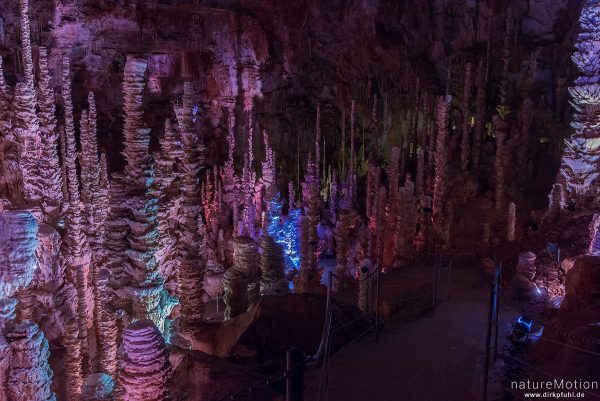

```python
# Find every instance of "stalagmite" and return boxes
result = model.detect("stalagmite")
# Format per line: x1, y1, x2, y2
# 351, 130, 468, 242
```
0, 56, 9, 132
433, 96, 452, 246
416, 148, 425, 196
542, 183, 566, 226
7, 322, 56, 401
517, 252, 536, 281
507, 202, 516, 242
13, 0, 42, 203
79, 93, 102, 237
94, 269, 118, 378
588, 214, 600, 256
177, 82, 206, 327
116, 320, 171, 401
460, 62, 473, 172
560, 0, 600, 199
233, 236, 260, 305
259, 233, 288, 295
37, 47, 63, 221
223, 267, 249, 320
493, 115, 509, 212
63, 57, 92, 371
63, 310, 84, 401
472, 60, 486, 172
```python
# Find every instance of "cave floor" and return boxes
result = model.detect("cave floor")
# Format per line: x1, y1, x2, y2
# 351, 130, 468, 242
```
304, 263, 519, 401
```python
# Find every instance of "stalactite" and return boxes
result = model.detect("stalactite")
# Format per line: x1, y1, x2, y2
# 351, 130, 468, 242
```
177, 82, 206, 327
7, 322, 56, 401
507, 202, 516, 242
36, 47, 62, 221
116, 320, 171, 401
433, 96, 452, 247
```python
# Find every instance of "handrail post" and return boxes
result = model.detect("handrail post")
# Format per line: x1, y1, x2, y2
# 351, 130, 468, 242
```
375, 265, 381, 342
483, 277, 496, 401
493, 262, 502, 362
286, 348, 305, 401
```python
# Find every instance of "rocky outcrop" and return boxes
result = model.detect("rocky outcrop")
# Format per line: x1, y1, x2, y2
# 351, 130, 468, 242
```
6, 322, 56, 401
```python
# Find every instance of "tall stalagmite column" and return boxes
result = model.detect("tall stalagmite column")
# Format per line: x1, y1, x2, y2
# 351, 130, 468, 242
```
177, 82, 206, 326
62, 56, 93, 374
121, 57, 175, 333
560, 0, 600, 199
37, 47, 63, 220
13, 0, 42, 203
433, 96, 452, 247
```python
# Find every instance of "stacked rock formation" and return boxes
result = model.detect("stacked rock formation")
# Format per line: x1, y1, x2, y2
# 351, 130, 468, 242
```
259, 233, 287, 295
13, 0, 42, 203
232, 236, 260, 305
176, 82, 206, 327
223, 267, 249, 320
36, 47, 63, 221
6, 322, 56, 401
116, 320, 171, 401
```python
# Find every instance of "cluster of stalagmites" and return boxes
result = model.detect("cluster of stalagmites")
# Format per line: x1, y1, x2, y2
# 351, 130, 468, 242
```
0, 0, 595, 398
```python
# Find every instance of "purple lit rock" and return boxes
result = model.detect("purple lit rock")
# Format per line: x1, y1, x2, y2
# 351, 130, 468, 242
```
116, 319, 171, 401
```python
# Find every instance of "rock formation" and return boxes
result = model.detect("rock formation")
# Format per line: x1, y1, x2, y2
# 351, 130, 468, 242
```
116, 320, 171, 401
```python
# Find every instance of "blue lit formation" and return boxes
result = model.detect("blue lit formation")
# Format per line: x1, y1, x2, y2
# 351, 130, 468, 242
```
267, 195, 301, 274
